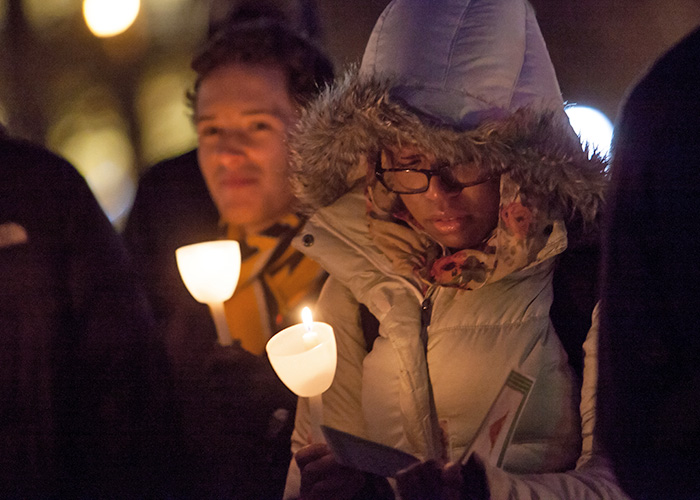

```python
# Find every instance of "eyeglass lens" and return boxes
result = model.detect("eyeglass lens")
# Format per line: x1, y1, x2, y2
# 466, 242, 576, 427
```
380, 150, 488, 193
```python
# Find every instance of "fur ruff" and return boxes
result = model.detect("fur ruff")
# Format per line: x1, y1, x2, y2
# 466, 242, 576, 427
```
290, 70, 608, 234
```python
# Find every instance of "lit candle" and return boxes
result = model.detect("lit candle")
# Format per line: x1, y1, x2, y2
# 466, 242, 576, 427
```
266, 307, 337, 442
301, 307, 320, 349
176, 240, 241, 346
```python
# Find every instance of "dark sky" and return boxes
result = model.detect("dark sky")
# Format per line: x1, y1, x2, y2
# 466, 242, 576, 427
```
317, 0, 700, 123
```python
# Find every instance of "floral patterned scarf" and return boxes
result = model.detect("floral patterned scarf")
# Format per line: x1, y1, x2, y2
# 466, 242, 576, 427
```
368, 174, 568, 292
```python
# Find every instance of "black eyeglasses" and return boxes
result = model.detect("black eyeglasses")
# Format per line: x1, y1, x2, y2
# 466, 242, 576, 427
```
374, 151, 492, 194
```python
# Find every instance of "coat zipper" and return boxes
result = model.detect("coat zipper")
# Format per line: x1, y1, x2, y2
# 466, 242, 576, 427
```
420, 297, 432, 348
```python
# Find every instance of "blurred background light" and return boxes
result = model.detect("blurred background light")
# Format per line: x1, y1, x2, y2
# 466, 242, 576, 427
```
0, 102, 7, 127
24, 0, 78, 30
565, 104, 615, 160
59, 127, 136, 226
46, 86, 137, 227
142, 0, 204, 42
83, 0, 140, 37
137, 63, 197, 165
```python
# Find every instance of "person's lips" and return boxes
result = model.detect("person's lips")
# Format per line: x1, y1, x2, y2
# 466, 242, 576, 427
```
218, 175, 258, 188
428, 213, 470, 233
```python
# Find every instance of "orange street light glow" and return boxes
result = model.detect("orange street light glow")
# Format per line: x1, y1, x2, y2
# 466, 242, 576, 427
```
83, 0, 140, 37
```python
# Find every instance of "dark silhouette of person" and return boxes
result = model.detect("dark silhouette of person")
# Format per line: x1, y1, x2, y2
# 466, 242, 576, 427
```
0, 128, 174, 498
597, 25, 700, 500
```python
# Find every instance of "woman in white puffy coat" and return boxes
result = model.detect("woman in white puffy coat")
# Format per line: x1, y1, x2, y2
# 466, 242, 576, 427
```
283, 0, 628, 498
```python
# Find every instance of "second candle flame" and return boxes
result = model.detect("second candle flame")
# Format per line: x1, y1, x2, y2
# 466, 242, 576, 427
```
301, 307, 320, 349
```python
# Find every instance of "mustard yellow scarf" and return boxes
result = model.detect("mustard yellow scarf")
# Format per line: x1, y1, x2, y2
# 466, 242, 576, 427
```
223, 214, 325, 354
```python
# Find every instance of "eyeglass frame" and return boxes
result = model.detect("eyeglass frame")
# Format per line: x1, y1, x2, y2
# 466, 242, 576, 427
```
374, 151, 493, 194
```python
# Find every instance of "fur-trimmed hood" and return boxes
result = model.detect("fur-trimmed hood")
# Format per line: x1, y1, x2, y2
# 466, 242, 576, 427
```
291, 73, 607, 234
290, 0, 607, 238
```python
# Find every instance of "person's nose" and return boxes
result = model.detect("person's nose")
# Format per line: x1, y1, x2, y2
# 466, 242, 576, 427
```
214, 130, 251, 166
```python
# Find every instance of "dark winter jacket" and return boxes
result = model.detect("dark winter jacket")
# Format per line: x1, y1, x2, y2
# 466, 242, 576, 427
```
598, 25, 700, 500
124, 150, 301, 499
0, 134, 173, 498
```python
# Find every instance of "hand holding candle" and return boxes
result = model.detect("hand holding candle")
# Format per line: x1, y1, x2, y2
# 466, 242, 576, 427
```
266, 307, 337, 442
175, 240, 241, 346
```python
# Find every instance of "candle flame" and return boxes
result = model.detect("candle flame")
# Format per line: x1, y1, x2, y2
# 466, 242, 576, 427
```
301, 307, 319, 349
302, 307, 313, 332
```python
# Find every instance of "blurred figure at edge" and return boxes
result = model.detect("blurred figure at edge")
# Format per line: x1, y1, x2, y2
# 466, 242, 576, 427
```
597, 25, 700, 500
123, 1, 334, 497
0, 126, 174, 498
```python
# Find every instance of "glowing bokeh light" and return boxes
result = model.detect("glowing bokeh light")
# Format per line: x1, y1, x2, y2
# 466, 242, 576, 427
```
137, 68, 197, 164
24, 0, 78, 30
59, 127, 137, 225
83, 0, 140, 37
565, 105, 614, 159
0, 102, 7, 127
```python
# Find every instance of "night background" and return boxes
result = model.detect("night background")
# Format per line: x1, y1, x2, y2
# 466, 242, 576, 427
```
1, 0, 699, 225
